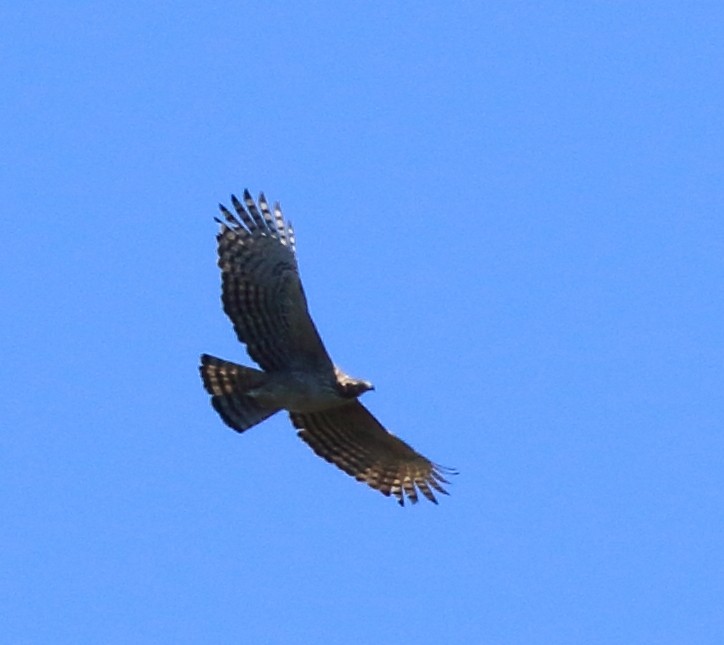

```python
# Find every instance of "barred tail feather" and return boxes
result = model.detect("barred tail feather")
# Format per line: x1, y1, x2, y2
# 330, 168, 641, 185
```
199, 354, 279, 432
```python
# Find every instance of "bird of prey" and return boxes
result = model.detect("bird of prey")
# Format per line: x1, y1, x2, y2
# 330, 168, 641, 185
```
200, 190, 454, 505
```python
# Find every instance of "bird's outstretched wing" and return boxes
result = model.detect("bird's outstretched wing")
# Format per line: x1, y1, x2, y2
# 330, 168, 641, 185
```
216, 191, 334, 373
290, 401, 456, 505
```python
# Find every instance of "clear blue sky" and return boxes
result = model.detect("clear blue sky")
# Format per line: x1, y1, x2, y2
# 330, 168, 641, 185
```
3, 3, 723, 643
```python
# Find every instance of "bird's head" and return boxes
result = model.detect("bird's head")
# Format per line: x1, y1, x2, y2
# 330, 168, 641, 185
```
334, 366, 375, 399
346, 378, 375, 398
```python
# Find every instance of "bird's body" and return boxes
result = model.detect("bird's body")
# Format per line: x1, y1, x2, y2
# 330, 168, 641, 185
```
200, 190, 454, 505
245, 369, 355, 412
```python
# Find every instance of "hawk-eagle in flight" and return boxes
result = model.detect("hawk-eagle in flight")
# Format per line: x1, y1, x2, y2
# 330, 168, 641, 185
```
200, 190, 454, 505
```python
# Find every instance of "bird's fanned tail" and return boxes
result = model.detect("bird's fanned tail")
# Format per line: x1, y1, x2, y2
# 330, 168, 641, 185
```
199, 354, 280, 432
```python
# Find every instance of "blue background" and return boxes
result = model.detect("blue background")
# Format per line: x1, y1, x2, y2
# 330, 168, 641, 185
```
3, 3, 723, 643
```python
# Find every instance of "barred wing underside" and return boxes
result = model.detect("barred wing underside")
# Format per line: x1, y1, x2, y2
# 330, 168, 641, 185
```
216, 191, 333, 374
290, 401, 455, 505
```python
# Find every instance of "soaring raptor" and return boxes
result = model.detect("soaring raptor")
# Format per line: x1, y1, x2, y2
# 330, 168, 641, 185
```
200, 190, 454, 505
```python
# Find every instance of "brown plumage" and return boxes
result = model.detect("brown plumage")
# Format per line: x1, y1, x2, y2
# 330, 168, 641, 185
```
200, 190, 455, 505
